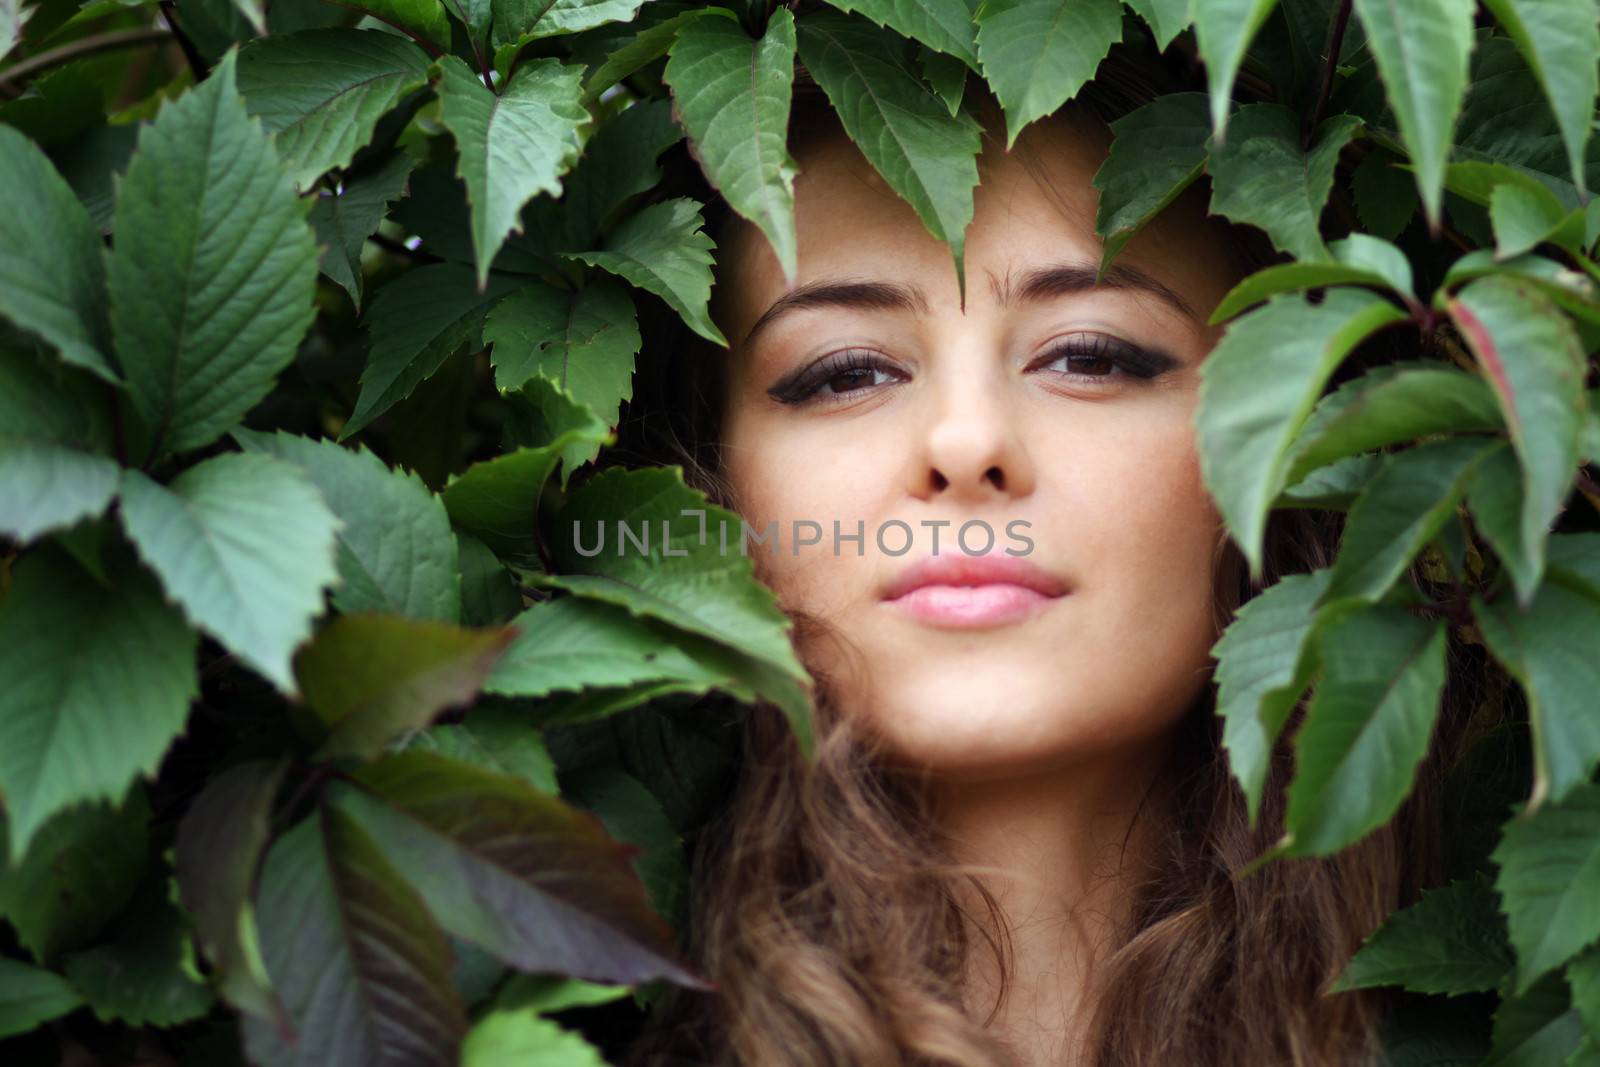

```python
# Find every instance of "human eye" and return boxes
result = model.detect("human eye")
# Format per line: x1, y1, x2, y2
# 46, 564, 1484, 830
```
767, 347, 910, 407
1027, 332, 1181, 386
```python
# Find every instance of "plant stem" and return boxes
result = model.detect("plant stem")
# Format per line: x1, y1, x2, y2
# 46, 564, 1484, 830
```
159, 2, 209, 81
1304, 0, 1353, 149
0, 28, 173, 97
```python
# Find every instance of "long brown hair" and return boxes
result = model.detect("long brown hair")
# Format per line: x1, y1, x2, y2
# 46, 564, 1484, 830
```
608, 29, 1497, 1067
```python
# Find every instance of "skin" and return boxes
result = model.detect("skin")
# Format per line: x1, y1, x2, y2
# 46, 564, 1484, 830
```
712, 106, 1244, 1064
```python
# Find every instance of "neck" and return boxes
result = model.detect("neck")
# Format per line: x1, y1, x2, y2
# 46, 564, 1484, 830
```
922, 739, 1178, 1067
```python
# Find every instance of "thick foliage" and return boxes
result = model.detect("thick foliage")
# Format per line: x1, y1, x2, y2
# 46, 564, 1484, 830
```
0, 0, 1598, 1063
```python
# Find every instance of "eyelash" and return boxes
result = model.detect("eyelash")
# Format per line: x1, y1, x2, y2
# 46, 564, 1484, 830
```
768, 333, 1170, 407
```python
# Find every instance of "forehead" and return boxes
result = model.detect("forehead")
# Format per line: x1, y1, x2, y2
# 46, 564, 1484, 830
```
712, 109, 1238, 346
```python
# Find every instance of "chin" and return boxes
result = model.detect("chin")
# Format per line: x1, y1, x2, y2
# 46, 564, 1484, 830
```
845, 664, 1207, 783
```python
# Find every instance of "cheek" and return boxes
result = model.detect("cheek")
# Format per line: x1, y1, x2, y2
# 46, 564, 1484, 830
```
1059, 413, 1223, 663
718, 414, 878, 615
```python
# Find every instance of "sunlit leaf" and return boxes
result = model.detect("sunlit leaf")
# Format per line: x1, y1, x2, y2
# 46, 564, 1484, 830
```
1196, 289, 1408, 578
665, 7, 800, 281
119, 454, 340, 695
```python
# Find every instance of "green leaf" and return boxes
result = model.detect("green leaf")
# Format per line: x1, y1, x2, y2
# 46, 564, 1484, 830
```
1212, 568, 1332, 825
1468, 442, 1539, 602
545, 701, 742, 833
483, 279, 639, 429
1279, 453, 1383, 509
536, 96, 682, 251
1210, 235, 1417, 324
486, 595, 766, 704
1492, 783, 1600, 994
1569, 947, 1600, 1039
822, 0, 979, 65
1480, 0, 1598, 193
443, 0, 494, 51
1206, 106, 1363, 262
336, 751, 705, 987
405, 702, 558, 792
229, 0, 266, 33
562, 764, 689, 930
236, 28, 432, 192
1486, 972, 1588, 1066
0, 340, 113, 452
0, 126, 114, 381
1091, 92, 1210, 275
174, 759, 287, 1021
1321, 437, 1495, 604
1474, 582, 1600, 808
919, 44, 968, 115
0, 0, 34, 64
462, 1009, 608, 1066
563, 198, 725, 346
0, 436, 120, 545
118, 453, 340, 696
1125, 0, 1191, 49
0, 790, 149, 963
1351, 147, 1420, 241
0, 550, 194, 864
1282, 603, 1448, 857
1445, 159, 1568, 210
308, 152, 417, 310
489, 0, 647, 52
52, 122, 138, 235
579, 9, 714, 107
109, 49, 319, 460
234, 430, 462, 623
1446, 276, 1588, 606
441, 381, 612, 565
1190, 0, 1278, 141
1196, 289, 1409, 578
534, 466, 815, 755
974, 0, 1121, 147
491, 974, 629, 1013
294, 614, 515, 760
248, 810, 468, 1066
435, 55, 588, 287
501, 371, 620, 489
1491, 181, 1587, 259
1443, 251, 1600, 330
796, 9, 982, 298
62, 877, 213, 1027
0, 957, 83, 1039
343, 263, 525, 438
350, 0, 451, 51
456, 532, 523, 626
518, 680, 710, 728
1349, 0, 1475, 227
664, 7, 800, 282
1284, 361, 1502, 486
1548, 532, 1600, 599
1332, 872, 1513, 995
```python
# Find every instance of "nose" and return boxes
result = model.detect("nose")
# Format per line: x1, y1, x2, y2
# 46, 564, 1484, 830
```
911, 367, 1036, 504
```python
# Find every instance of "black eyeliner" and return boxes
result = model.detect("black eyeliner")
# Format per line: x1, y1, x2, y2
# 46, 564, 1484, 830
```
1036, 334, 1183, 379
767, 348, 893, 405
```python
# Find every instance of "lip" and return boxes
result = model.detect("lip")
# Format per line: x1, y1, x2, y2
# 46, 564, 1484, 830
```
881, 553, 1069, 629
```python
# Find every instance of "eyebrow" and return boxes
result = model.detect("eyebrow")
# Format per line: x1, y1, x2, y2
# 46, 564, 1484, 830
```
739, 260, 1198, 348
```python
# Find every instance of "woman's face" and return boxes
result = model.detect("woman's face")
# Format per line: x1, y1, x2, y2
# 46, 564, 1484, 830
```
715, 110, 1241, 783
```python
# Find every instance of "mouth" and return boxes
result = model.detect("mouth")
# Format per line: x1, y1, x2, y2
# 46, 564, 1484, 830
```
881, 554, 1069, 630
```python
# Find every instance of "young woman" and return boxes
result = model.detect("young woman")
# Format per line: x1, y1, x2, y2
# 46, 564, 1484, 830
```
611, 46, 1485, 1067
